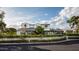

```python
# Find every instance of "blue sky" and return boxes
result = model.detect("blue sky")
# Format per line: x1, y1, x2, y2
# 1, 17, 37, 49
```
1, 7, 73, 30
9, 7, 63, 21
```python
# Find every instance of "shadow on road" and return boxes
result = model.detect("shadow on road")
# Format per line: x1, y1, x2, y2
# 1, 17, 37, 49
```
0, 45, 50, 51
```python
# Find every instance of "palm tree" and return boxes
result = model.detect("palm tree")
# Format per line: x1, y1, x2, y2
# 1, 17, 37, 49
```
67, 16, 79, 33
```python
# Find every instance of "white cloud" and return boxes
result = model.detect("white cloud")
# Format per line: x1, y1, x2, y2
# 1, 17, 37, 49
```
59, 7, 79, 18
5, 15, 35, 29
1, 7, 79, 30
0, 7, 36, 29
49, 7, 79, 30
50, 16, 64, 26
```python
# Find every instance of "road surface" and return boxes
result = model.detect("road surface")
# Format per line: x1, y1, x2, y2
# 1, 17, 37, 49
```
34, 44, 79, 51
0, 39, 79, 51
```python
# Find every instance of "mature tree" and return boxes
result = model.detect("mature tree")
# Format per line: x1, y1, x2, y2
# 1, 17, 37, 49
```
0, 11, 5, 21
67, 16, 79, 33
5, 28, 16, 32
0, 10, 6, 32
0, 21, 6, 32
35, 26, 44, 34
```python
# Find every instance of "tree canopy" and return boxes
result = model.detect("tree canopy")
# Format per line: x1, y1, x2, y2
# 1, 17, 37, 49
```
35, 26, 44, 34
0, 11, 5, 21
5, 28, 16, 32
0, 21, 6, 31
67, 16, 79, 33
0, 11, 6, 32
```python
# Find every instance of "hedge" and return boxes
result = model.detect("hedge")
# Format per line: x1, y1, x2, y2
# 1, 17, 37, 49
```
0, 37, 66, 43
30, 38, 66, 42
68, 36, 79, 39
0, 34, 64, 38
66, 34, 79, 36
0, 40, 29, 43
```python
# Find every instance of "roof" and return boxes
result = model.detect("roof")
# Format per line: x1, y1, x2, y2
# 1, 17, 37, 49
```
26, 28, 35, 32
17, 28, 27, 31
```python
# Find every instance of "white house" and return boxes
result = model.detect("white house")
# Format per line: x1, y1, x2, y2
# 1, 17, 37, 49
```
17, 22, 64, 35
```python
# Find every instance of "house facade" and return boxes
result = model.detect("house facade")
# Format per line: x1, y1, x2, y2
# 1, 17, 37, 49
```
17, 23, 64, 35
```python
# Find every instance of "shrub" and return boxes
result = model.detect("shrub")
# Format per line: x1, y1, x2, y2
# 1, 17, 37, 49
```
68, 36, 79, 39
0, 40, 28, 43
30, 37, 66, 42
66, 34, 79, 36
0, 34, 64, 38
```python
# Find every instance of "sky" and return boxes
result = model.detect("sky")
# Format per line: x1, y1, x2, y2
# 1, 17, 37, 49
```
0, 7, 79, 30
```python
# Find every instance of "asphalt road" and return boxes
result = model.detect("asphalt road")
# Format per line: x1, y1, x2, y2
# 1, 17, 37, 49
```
34, 43, 79, 51
0, 43, 79, 51
33, 39, 79, 51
